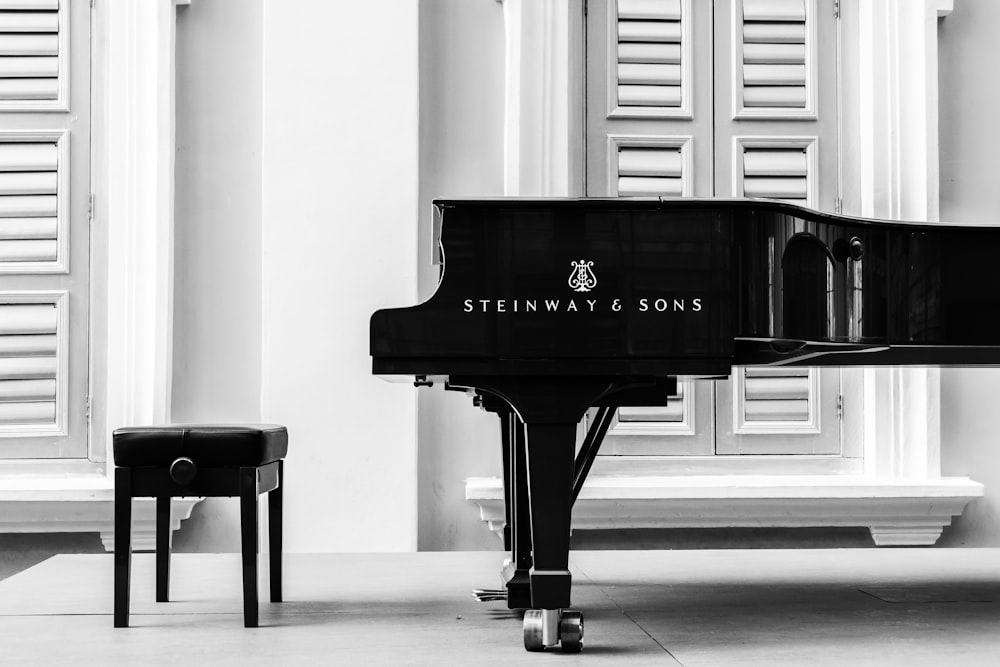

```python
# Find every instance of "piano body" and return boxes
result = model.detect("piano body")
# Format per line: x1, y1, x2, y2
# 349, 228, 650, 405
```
370, 198, 1000, 652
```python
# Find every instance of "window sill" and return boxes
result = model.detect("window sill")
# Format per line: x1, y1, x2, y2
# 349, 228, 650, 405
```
465, 474, 984, 546
0, 477, 200, 552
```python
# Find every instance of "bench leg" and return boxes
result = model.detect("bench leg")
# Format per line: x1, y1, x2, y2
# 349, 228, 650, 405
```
240, 467, 260, 628
268, 460, 283, 603
114, 467, 133, 627
156, 495, 171, 602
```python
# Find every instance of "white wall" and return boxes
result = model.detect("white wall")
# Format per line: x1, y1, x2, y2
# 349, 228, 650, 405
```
171, 0, 264, 552
417, 0, 507, 551
936, 0, 1000, 547
260, 0, 419, 552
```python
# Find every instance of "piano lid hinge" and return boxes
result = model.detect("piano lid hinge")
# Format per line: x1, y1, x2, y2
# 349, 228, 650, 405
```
834, 196, 843, 214
833, 0, 840, 19
836, 394, 844, 419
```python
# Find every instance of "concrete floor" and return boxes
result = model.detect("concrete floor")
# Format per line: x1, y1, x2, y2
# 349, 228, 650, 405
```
2, 549, 1000, 666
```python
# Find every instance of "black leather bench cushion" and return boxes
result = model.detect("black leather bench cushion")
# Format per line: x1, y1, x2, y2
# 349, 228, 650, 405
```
113, 424, 288, 467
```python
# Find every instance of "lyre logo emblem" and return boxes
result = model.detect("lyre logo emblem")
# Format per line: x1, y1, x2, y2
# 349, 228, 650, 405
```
568, 259, 597, 293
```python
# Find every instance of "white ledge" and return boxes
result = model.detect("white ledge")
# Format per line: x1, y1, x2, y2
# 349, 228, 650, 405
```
466, 475, 984, 546
0, 479, 200, 552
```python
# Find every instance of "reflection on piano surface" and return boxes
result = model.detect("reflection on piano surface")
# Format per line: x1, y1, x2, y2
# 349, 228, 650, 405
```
370, 198, 1000, 652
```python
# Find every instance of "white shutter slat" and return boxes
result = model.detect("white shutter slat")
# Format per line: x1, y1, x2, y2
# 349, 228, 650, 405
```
743, 63, 805, 86
0, 217, 55, 239
618, 42, 681, 64
0, 34, 57, 56
0, 239, 55, 261
618, 20, 682, 43
0, 171, 56, 195
0, 356, 56, 379
743, 42, 805, 64
743, 85, 807, 107
0, 194, 56, 217
0, 78, 58, 100
0, 400, 54, 423
743, 176, 807, 199
618, 0, 681, 21
744, 376, 810, 400
744, 399, 809, 421
0, 303, 56, 334
0, 56, 56, 78
618, 63, 681, 86
619, 147, 683, 177
0, 333, 55, 356
742, 0, 806, 22
0, 1, 59, 10
744, 149, 807, 176
742, 22, 805, 43
618, 84, 681, 106
618, 176, 683, 196
0, 143, 57, 171
0, 378, 55, 401
0, 12, 57, 32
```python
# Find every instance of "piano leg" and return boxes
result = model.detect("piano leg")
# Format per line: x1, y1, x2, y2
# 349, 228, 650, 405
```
451, 376, 641, 652
521, 421, 583, 652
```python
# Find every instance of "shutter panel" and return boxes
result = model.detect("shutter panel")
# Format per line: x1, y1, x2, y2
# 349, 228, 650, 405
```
0, 0, 85, 457
616, 143, 687, 196
0, 298, 60, 428
736, 0, 815, 117
612, 0, 690, 116
0, 0, 61, 107
606, 380, 714, 455
742, 367, 810, 421
0, 135, 63, 268
737, 140, 815, 206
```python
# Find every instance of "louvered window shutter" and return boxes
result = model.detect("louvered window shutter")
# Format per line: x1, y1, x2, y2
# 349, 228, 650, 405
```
0, 139, 60, 263
738, 142, 815, 206
736, 0, 814, 116
0, 300, 57, 424
616, 0, 683, 109
0, 0, 86, 456
741, 367, 811, 422
616, 144, 686, 196
0, 0, 62, 107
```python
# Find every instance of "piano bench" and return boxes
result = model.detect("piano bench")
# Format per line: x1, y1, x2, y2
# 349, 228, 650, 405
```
111, 424, 288, 628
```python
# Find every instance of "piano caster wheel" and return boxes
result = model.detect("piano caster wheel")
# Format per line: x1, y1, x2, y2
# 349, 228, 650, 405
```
523, 609, 545, 651
559, 611, 584, 653
522, 609, 584, 653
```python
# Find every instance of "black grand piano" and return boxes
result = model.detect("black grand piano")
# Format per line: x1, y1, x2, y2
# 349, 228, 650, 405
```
370, 197, 1000, 652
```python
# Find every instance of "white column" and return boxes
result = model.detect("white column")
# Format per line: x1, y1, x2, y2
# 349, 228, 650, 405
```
502, 0, 584, 196
98, 0, 177, 442
854, 0, 978, 546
